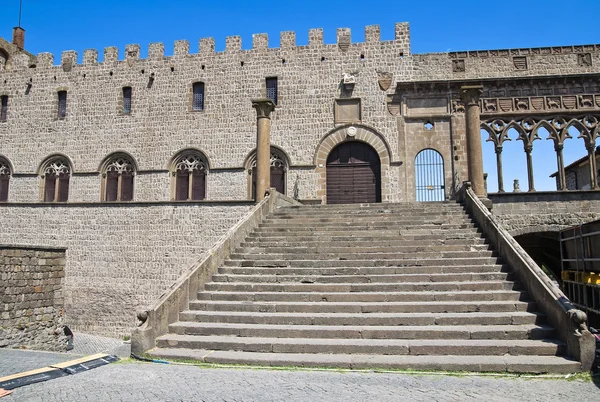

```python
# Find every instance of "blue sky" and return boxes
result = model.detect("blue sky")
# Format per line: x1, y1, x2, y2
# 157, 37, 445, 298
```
1, 0, 599, 191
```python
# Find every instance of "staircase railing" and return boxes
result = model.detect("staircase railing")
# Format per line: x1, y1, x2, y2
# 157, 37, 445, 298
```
131, 190, 301, 355
457, 182, 596, 371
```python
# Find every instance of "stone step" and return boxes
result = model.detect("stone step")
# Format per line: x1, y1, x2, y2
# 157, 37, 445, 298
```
239, 238, 489, 248
168, 322, 554, 340
260, 220, 474, 228
210, 272, 512, 284
271, 210, 468, 218
188, 300, 534, 314
248, 231, 482, 239
276, 203, 465, 213
217, 265, 509, 276
148, 348, 581, 373
234, 244, 492, 254
252, 225, 478, 234
177, 311, 543, 326
155, 334, 565, 356
203, 281, 518, 293
197, 290, 528, 302
223, 257, 503, 268
228, 251, 497, 261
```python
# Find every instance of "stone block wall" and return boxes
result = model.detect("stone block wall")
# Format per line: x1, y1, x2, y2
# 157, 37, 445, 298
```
0, 202, 253, 337
0, 247, 66, 351
489, 191, 600, 235
0, 23, 596, 204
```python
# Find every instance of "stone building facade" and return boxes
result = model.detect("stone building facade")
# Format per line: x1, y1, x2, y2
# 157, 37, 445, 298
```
1, 23, 599, 337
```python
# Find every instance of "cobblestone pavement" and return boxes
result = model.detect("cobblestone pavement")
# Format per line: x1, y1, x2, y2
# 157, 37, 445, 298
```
0, 349, 80, 378
65, 332, 130, 357
1, 350, 599, 402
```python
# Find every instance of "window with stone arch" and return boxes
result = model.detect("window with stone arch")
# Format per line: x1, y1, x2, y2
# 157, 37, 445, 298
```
40, 156, 71, 202
171, 150, 208, 200
247, 147, 288, 199
0, 156, 11, 202
101, 154, 136, 202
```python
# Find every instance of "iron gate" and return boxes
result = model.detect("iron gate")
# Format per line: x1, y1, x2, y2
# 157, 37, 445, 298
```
415, 149, 445, 202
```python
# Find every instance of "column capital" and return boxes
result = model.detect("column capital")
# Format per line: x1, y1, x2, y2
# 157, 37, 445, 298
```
460, 85, 484, 106
251, 99, 276, 119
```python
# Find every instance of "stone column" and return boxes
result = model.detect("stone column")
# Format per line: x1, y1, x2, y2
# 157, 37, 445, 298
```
495, 145, 505, 193
555, 143, 567, 191
525, 144, 536, 192
252, 99, 276, 202
461, 86, 486, 197
586, 143, 598, 190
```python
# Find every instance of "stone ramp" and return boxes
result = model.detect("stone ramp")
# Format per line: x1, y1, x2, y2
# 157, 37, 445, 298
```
149, 202, 580, 373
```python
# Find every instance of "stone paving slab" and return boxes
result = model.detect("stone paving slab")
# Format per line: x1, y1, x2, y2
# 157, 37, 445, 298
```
1, 359, 599, 402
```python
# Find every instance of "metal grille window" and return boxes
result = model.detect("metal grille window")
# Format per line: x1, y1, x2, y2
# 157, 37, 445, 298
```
415, 149, 445, 202
122, 87, 132, 114
0, 95, 7, 122
266, 77, 278, 105
192, 82, 204, 111
57, 91, 67, 119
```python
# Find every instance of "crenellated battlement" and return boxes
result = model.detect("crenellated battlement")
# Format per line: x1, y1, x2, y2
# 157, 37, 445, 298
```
6, 23, 411, 69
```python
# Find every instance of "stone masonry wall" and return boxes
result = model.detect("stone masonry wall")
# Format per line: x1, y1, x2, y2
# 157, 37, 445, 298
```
0, 23, 597, 203
489, 191, 600, 235
0, 203, 253, 337
0, 247, 67, 351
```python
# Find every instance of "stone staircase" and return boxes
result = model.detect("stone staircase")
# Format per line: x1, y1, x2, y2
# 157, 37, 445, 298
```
149, 202, 580, 373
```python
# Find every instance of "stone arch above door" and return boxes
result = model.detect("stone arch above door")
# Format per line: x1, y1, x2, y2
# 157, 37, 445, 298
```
314, 124, 391, 203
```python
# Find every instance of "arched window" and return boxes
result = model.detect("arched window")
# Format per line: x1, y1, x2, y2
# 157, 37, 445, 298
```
247, 147, 288, 199
41, 156, 71, 202
0, 157, 11, 202
171, 151, 208, 200
101, 154, 136, 201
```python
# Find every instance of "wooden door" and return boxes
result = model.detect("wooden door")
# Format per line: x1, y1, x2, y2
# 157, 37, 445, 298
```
326, 142, 381, 204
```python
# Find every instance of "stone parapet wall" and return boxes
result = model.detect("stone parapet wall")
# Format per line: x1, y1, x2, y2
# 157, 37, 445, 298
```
0, 247, 66, 351
489, 191, 600, 235
0, 202, 253, 337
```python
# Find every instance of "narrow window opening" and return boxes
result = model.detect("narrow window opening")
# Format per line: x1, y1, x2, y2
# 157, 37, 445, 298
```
57, 91, 67, 119
170, 66, 175, 72
240, 61, 245, 67
360, 53, 365, 60
0, 95, 7, 122
0, 159, 10, 202
266, 77, 278, 105
321, 56, 326, 62
192, 82, 205, 111
281, 59, 286, 65
122, 86, 132, 114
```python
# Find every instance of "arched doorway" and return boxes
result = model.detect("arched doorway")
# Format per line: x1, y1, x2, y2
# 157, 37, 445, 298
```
326, 141, 381, 204
415, 149, 445, 202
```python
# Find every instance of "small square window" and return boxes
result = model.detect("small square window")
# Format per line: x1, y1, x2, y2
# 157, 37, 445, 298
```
57, 91, 67, 119
123, 87, 132, 114
266, 77, 278, 105
192, 82, 204, 111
